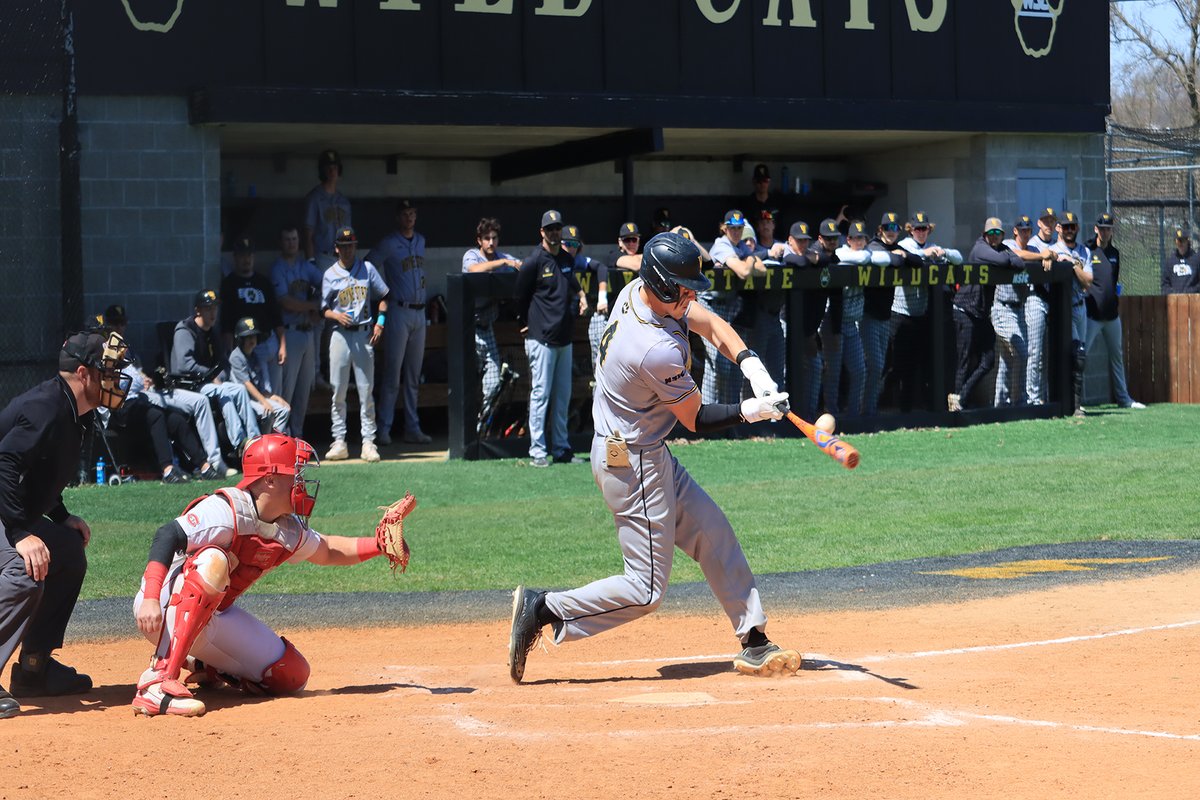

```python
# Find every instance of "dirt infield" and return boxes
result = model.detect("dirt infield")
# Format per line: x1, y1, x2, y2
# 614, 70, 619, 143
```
3, 566, 1197, 799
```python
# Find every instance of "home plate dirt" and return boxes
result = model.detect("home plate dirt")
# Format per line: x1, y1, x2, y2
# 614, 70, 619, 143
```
4, 568, 1198, 799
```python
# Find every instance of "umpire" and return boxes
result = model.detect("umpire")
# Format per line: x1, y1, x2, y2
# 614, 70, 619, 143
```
0, 329, 132, 718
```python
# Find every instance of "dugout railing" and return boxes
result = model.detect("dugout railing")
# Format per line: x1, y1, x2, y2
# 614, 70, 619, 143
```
446, 263, 1075, 460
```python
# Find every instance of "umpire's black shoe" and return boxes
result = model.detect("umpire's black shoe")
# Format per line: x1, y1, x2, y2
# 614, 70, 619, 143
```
0, 688, 19, 719
508, 586, 546, 684
10, 656, 93, 697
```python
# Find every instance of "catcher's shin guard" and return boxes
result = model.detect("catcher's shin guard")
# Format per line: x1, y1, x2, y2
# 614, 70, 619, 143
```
241, 637, 310, 696
162, 549, 229, 681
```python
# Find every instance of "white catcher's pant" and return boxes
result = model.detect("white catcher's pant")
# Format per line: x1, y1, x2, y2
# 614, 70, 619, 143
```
544, 438, 768, 645
134, 577, 284, 685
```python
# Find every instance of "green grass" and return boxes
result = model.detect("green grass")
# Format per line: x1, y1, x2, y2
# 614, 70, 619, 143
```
69, 404, 1200, 601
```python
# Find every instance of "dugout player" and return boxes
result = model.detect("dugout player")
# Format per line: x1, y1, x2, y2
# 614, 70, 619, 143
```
1048, 211, 1094, 417
1085, 213, 1145, 410
508, 232, 801, 683
1162, 226, 1200, 294
0, 330, 133, 718
130, 434, 409, 717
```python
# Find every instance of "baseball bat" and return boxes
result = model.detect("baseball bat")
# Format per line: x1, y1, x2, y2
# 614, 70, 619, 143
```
785, 411, 860, 470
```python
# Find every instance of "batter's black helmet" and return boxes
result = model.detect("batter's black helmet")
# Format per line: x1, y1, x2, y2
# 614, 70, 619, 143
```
639, 231, 711, 303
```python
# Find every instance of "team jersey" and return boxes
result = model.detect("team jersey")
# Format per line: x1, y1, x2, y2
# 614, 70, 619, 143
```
271, 256, 324, 329
371, 230, 427, 305
1049, 239, 1092, 304
591, 279, 696, 447
304, 186, 352, 256
321, 258, 390, 325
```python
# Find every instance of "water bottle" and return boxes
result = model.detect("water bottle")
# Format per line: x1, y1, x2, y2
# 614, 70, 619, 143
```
95, 456, 105, 486
780, 165, 790, 194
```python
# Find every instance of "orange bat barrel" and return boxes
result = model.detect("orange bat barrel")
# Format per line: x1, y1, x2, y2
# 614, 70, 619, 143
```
786, 412, 860, 469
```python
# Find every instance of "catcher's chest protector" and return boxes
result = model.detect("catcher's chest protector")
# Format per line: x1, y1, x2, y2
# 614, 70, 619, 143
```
199, 488, 296, 611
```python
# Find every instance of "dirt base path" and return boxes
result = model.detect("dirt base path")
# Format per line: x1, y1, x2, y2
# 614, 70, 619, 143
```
6, 568, 1199, 800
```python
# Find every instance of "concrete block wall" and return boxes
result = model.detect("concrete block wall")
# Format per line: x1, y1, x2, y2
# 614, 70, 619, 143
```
0, 94, 64, 402
77, 96, 221, 365
982, 133, 1108, 228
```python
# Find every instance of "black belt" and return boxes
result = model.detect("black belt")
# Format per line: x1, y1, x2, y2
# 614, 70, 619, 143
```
998, 300, 1024, 308
399, 303, 426, 310
339, 322, 373, 332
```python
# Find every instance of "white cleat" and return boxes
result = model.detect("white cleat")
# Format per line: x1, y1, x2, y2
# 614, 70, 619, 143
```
132, 668, 206, 717
324, 439, 349, 461
360, 441, 381, 463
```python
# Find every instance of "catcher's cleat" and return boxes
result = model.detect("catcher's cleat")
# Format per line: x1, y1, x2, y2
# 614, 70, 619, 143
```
133, 665, 206, 717
733, 642, 802, 677
508, 585, 545, 684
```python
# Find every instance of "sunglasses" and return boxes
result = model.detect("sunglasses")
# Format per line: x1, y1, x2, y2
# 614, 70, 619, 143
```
563, 240, 581, 248
1060, 224, 1078, 230
912, 225, 930, 232
882, 224, 901, 232
620, 236, 640, 244
985, 229, 1004, 236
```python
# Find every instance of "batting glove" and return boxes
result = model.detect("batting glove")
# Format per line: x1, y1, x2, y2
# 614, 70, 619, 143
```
741, 392, 789, 423
739, 355, 778, 398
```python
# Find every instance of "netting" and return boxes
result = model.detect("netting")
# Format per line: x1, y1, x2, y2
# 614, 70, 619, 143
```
1106, 121, 1200, 295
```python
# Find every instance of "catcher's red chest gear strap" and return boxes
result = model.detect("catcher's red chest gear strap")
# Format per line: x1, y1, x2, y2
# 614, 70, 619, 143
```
205, 488, 297, 611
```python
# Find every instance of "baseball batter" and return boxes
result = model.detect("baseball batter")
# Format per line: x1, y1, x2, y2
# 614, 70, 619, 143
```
508, 232, 800, 683
131, 434, 407, 717
321, 226, 390, 463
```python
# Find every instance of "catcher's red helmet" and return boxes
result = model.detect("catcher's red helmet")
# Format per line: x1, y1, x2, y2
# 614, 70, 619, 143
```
237, 434, 320, 519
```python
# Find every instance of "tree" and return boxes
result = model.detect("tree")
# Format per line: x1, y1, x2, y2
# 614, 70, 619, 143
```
1111, 0, 1200, 128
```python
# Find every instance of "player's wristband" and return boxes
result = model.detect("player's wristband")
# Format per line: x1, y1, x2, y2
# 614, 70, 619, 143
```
735, 349, 758, 366
356, 537, 381, 562
376, 314, 386, 327
598, 289, 608, 307
142, 561, 168, 600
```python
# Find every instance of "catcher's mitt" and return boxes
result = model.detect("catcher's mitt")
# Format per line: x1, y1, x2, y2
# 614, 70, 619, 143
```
375, 493, 416, 573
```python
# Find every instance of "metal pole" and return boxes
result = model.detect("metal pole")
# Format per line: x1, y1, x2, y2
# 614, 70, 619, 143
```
59, 0, 84, 335
1105, 122, 1112, 211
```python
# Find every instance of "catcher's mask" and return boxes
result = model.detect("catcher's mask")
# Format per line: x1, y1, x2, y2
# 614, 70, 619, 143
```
237, 434, 320, 520
59, 330, 133, 410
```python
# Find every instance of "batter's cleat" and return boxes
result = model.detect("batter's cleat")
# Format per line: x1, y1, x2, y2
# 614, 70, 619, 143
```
508, 585, 545, 684
360, 440, 381, 463
133, 666, 206, 717
325, 439, 349, 460
0, 687, 20, 719
10, 656, 92, 697
733, 642, 802, 677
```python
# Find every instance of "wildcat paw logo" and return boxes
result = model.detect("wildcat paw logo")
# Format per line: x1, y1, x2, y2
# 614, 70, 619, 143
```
1011, 0, 1064, 59
121, 0, 186, 33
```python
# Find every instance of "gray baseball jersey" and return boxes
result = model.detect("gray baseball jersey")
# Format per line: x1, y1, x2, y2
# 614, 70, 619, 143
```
592, 278, 697, 447
321, 258, 390, 324
304, 186, 352, 256
371, 230, 427, 305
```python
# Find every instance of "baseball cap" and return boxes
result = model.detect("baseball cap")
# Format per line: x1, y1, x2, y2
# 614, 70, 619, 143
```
318, 149, 341, 167
234, 317, 260, 340
880, 211, 901, 229
59, 329, 130, 373
396, 198, 416, 213
847, 220, 869, 238
619, 222, 640, 238
753, 163, 770, 182
1013, 214, 1033, 230
756, 209, 777, 223
983, 217, 1005, 234
232, 236, 254, 254
103, 304, 127, 325
193, 289, 219, 308
1176, 226, 1192, 240
1058, 210, 1079, 226
563, 224, 582, 244
789, 221, 812, 240
818, 219, 840, 237
1096, 212, 1115, 227
723, 209, 746, 227
909, 211, 932, 227
334, 226, 357, 245
540, 210, 563, 228
652, 207, 671, 228
1038, 207, 1057, 222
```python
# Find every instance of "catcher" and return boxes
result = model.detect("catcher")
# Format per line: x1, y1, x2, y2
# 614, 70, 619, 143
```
131, 433, 414, 717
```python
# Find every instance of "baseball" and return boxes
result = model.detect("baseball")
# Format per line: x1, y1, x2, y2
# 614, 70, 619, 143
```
815, 413, 836, 434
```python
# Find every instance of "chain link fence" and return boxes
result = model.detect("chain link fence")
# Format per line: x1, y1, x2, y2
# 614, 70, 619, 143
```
1106, 121, 1200, 295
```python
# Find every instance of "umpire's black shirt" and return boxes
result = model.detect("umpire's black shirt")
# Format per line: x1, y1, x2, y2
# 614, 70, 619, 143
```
515, 246, 582, 347
0, 376, 87, 543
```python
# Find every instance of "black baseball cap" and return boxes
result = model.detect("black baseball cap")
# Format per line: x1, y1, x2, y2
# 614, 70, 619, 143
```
334, 226, 357, 245
1013, 214, 1033, 230
232, 236, 254, 254
1176, 226, 1192, 239
723, 209, 747, 227
619, 222, 640, 238
1058, 211, 1079, 226
1038, 207, 1058, 222
59, 330, 130, 372
847, 221, 869, 238
193, 289, 219, 308
880, 211, 901, 229
318, 149, 341, 167
234, 317, 260, 340
540, 210, 563, 228
563, 224, 582, 243
652, 207, 671, 227
909, 211, 932, 227
789, 221, 812, 240
753, 163, 770, 182
103, 304, 127, 325
818, 219, 840, 237
1096, 212, 1115, 227
396, 199, 416, 213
